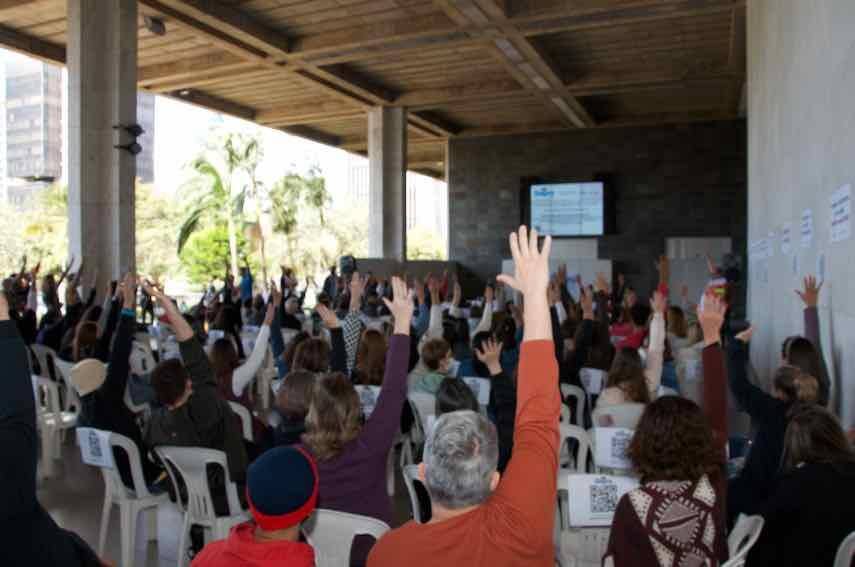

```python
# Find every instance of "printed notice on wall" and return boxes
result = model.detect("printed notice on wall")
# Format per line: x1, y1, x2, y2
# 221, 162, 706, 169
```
800, 209, 814, 247
781, 223, 793, 255
830, 184, 851, 243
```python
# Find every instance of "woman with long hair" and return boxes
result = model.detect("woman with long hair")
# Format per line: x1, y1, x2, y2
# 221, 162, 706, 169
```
748, 405, 855, 566
726, 327, 820, 526
353, 329, 387, 385
604, 396, 727, 566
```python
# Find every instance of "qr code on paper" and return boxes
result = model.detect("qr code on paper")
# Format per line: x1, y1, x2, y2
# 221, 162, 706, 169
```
590, 481, 618, 514
611, 430, 632, 461
88, 430, 103, 459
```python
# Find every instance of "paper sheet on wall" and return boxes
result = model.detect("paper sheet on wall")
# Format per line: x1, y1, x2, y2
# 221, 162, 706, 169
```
830, 184, 851, 243
781, 223, 793, 255
800, 209, 814, 247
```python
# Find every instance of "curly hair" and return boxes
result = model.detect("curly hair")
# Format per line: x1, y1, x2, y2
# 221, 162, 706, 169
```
292, 337, 331, 373
628, 396, 721, 483
303, 372, 362, 462
606, 348, 650, 404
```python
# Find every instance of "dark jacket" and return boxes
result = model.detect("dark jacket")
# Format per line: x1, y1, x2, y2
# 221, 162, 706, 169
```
144, 337, 248, 484
77, 310, 162, 488
803, 306, 831, 406
726, 339, 793, 525
489, 367, 516, 473
0, 320, 102, 566
749, 461, 855, 566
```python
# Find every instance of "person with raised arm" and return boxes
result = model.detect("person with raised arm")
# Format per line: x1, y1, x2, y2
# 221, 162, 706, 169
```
368, 226, 560, 567
784, 275, 831, 406
0, 291, 112, 567
697, 294, 729, 455
143, 282, 248, 516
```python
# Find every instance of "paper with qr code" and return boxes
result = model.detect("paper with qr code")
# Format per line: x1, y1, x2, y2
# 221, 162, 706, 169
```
579, 367, 605, 394
355, 385, 381, 418
461, 377, 491, 406
593, 427, 635, 470
565, 474, 639, 527
76, 428, 115, 469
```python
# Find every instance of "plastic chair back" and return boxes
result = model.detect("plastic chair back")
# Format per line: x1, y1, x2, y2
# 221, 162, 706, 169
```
154, 446, 243, 522
78, 428, 156, 501
591, 427, 635, 471
559, 424, 591, 473
31, 344, 58, 380
401, 464, 428, 524
725, 514, 765, 566
408, 392, 436, 444
578, 368, 606, 396
561, 384, 586, 426
834, 530, 855, 567
70, 358, 108, 395
302, 509, 391, 567
591, 403, 644, 429
461, 376, 491, 407
53, 357, 82, 412
227, 401, 253, 443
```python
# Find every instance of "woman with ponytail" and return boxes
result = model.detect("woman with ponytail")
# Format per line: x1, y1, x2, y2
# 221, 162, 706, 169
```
725, 327, 820, 526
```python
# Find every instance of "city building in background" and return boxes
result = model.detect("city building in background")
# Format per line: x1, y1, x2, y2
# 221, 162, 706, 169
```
136, 92, 155, 184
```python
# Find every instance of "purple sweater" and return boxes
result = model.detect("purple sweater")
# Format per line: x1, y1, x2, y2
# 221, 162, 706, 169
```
310, 333, 410, 525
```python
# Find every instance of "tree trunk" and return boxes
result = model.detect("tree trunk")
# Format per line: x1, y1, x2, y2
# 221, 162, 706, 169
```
227, 213, 239, 277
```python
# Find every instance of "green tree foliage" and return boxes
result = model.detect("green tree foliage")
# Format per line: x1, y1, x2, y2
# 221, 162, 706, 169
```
135, 184, 182, 281
407, 226, 447, 260
179, 224, 254, 285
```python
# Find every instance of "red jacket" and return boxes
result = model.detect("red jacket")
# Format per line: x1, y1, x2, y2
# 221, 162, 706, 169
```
191, 522, 315, 567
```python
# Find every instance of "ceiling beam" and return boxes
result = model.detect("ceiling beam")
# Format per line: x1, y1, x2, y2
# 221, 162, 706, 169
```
165, 88, 256, 121
727, 5, 747, 115
0, 23, 65, 65
138, 51, 250, 87
280, 126, 342, 147
410, 111, 462, 137
257, 105, 364, 127
341, 138, 446, 153
0, 0, 38, 12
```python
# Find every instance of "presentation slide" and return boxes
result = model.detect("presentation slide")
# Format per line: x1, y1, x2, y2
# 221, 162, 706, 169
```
530, 182, 605, 236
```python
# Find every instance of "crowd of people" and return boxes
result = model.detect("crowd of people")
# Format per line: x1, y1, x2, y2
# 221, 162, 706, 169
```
2, 227, 854, 567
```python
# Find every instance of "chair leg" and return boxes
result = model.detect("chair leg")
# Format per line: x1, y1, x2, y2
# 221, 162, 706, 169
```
176, 513, 191, 567
120, 503, 139, 567
146, 506, 158, 543
98, 495, 113, 555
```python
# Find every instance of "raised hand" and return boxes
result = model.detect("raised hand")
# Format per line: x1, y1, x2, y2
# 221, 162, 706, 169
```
484, 283, 495, 306
547, 279, 560, 306
655, 254, 670, 285
315, 303, 341, 329
0, 290, 8, 321
735, 326, 754, 344
428, 277, 440, 305
497, 226, 552, 341
476, 338, 503, 376
271, 283, 283, 308
121, 273, 137, 310
383, 276, 414, 335
594, 272, 610, 295
263, 302, 276, 326
580, 286, 594, 320
452, 281, 462, 307
651, 290, 667, 314
697, 293, 727, 347
413, 277, 425, 306
795, 275, 822, 308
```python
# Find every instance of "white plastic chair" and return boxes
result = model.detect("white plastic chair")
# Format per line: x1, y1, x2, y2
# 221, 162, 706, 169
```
40, 361, 81, 452
559, 424, 591, 473
461, 376, 491, 408
32, 376, 61, 477
591, 403, 644, 429
30, 343, 59, 380
561, 384, 586, 427
834, 530, 855, 567
77, 428, 168, 567
227, 401, 254, 443
556, 473, 638, 567
590, 427, 635, 473
155, 446, 248, 567
53, 357, 84, 414
401, 464, 427, 524
407, 392, 436, 447
301, 509, 391, 567
723, 514, 765, 567
355, 385, 382, 419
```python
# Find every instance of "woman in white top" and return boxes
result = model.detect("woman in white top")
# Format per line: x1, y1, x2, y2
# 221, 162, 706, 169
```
597, 291, 666, 408
210, 303, 274, 403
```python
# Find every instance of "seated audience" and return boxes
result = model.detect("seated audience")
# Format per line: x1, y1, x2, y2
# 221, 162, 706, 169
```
353, 329, 387, 385
435, 378, 478, 415
748, 404, 855, 566
271, 370, 315, 447
74, 273, 163, 489
301, 277, 412, 565
725, 325, 819, 526
597, 291, 665, 409
0, 290, 108, 566
784, 275, 831, 405
408, 337, 453, 394
604, 396, 727, 566
368, 226, 560, 567
191, 446, 318, 567
143, 283, 249, 515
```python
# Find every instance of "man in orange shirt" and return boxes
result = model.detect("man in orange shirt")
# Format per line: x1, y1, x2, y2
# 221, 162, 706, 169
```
368, 226, 560, 567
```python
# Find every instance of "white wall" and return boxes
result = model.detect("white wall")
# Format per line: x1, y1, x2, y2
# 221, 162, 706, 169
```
748, 0, 855, 426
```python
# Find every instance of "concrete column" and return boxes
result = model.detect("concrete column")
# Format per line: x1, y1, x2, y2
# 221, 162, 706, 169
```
67, 0, 137, 282
368, 107, 407, 260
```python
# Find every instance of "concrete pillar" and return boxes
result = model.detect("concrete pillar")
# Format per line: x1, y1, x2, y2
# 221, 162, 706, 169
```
368, 107, 407, 260
67, 0, 137, 281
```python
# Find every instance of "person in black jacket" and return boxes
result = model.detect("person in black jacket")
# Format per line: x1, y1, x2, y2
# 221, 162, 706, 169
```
725, 327, 820, 527
476, 337, 516, 473
74, 273, 163, 490
748, 404, 855, 566
142, 282, 248, 516
0, 291, 107, 567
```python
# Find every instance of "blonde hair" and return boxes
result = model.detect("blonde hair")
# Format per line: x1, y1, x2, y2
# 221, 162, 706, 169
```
302, 373, 362, 461
774, 365, 819, 404
667, 306, 688, 339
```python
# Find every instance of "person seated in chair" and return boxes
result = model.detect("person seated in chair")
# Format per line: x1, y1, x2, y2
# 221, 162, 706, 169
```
142, 282, 248, 516
191, 446, 318, 567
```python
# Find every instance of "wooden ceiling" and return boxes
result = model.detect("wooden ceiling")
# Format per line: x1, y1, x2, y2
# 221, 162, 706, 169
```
0, 0, 746, 179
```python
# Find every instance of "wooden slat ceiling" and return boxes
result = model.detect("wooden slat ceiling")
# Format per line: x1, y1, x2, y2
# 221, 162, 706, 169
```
0, 0, 746, 179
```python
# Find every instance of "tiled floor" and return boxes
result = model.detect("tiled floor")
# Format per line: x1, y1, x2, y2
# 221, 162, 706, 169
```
39, 440, 416, 567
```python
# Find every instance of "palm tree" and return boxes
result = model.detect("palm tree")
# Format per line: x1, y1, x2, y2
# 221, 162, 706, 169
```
177, 133, 261, 277
269, 166, 330, 267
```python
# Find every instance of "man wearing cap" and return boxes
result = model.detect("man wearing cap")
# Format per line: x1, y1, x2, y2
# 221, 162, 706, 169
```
191, 446, 318, 567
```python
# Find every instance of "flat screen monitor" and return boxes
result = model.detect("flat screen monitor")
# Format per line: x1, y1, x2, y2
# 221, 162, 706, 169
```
529, 182, 605, 236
